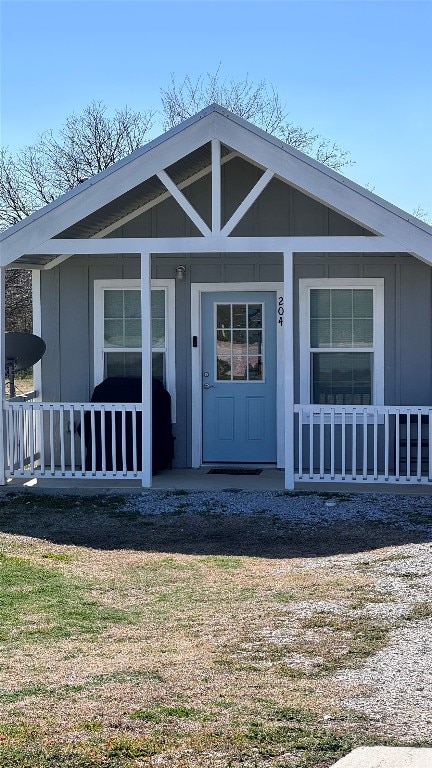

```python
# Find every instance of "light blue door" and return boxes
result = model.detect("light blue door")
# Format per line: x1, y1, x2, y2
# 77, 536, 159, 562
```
202, 292, 277, 463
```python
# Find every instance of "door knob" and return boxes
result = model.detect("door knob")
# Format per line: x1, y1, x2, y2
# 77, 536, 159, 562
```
203, 383, 215, 389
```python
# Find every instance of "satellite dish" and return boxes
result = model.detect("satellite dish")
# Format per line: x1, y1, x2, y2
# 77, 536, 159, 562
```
5, 332, 46, 398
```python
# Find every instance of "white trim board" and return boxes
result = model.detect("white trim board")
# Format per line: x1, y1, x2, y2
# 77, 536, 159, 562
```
26, 235, 406, 259
191, 282, 284, 469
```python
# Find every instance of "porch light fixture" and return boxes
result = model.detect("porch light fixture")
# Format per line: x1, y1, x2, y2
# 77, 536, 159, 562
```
176, 265, 186, 281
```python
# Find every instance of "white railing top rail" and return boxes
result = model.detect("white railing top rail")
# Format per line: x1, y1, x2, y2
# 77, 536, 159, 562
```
295, 404, 432, 415
3, 401, 144, 411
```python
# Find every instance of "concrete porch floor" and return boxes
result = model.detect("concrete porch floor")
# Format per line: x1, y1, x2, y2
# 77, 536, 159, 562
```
3, 466, 432, 493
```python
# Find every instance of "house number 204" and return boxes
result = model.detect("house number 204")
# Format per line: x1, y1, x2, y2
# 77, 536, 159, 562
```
278, 296, 284, 326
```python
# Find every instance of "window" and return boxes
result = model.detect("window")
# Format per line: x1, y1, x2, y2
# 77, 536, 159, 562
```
94, 279, 176, 419
215, 302, 264, 381
299, 279, 384, 406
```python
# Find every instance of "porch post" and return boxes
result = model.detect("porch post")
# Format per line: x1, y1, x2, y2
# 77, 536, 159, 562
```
0, 268, 5, 485
283, 251, 295, 490
140, 252, 152, 488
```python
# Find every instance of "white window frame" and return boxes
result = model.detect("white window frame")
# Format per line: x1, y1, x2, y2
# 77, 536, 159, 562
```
299, 278, 384, 407
94, 279, 176, 421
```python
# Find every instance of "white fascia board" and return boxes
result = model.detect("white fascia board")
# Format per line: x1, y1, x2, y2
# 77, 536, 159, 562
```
211, 112, 432, 263
28, 235, 404, 256
0, 116, 216, 267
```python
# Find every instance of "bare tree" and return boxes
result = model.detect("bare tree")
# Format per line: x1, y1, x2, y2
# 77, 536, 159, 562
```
0, 101, 154, 229
160, 69, 352, 172
1, 101, 154, 331
412, 206, 431, 225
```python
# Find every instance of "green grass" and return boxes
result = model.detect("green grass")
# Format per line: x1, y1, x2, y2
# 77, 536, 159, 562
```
0, 553, 132, 645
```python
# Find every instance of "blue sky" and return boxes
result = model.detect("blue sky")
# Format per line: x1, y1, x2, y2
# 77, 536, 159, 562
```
1, 0, 431, 216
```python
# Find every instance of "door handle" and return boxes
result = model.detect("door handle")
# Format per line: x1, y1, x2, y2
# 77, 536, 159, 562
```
203, 383, 215, 389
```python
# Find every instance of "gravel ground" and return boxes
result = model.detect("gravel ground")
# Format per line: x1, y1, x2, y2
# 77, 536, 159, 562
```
126, 490, 432, 742
128, 489, 432, 530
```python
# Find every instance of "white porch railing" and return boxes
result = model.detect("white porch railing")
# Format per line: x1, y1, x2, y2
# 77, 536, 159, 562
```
4, 402, 143, 479
294, 405, 432, 484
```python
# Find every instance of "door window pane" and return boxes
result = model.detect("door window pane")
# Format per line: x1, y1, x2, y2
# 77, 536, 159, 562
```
232, 356, 248, 380
248, 304, 262, 328
233, 305, 246, 328
217, 357, 231, 380
215, 302, 264, 381
217, 304, 231, 327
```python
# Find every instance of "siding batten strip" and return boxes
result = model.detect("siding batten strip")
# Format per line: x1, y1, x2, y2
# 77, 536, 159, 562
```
141, 253, 152, 488
283, 251, 294, 489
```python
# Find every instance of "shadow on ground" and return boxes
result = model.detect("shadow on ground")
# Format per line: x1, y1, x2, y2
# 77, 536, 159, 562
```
0, 490, 431, 558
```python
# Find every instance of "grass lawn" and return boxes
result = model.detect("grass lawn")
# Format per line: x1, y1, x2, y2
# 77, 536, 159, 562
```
0, 491, 429, 767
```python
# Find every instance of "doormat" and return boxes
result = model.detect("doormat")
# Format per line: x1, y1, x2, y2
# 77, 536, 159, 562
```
207, 468, 263, 475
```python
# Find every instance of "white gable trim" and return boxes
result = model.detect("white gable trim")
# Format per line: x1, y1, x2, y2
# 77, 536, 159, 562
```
1, 105, 430, 266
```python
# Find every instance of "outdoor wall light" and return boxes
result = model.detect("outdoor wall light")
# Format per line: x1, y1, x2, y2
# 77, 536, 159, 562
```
176, 265, 186, 281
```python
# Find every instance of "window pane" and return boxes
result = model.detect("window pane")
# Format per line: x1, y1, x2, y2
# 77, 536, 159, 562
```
233, 330, 247, 352
310, 288, 374, 349
217, 357, 231, 380
233, 305, 246, 328
332, 290, 352, 318
152, 319, 165, 348
104, 319, 124, 347
104, 291, 123, 318
310, 290, 330, 318
232, 356, 247, 380
217, 304, 231, 327
105, 352, 142, 378
248, 330, 262, 354
353, 289, 373, 318
332, 319, 353, 347
353, 319, 373, 347
152, 352, 165, 382
217, 330, 231, 357
124, 319, 142, 348
124, 290, 141, 319
249, 356, 263, 380
310, 319, 330, 348
312, 352, 372, 404
248, 304, 262, 328
103, 288, 166, 356
151, 290, 165, 319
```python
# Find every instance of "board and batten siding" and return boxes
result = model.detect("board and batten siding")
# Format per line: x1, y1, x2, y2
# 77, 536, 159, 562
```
37, 162, 432, 468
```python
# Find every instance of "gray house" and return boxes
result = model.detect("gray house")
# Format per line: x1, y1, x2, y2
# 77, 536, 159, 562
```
1, 104, 431, 488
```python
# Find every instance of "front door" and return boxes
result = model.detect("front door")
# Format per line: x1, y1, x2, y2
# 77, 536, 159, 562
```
201, 291, 277, 463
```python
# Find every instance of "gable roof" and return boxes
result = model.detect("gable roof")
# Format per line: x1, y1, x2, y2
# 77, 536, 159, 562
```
1, 104, 431, 267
